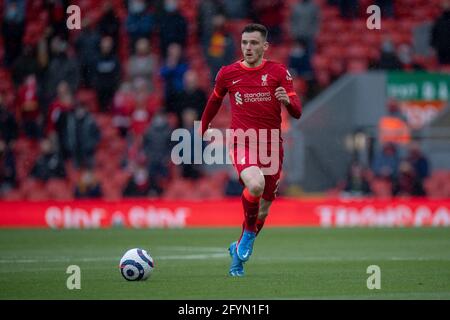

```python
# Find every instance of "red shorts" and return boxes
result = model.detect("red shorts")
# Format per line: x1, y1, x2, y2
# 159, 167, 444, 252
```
229, 144, 283, 202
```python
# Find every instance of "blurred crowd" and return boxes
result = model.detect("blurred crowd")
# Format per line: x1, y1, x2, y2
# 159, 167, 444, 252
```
339, 142, 431, 198
1, 0, 449, 200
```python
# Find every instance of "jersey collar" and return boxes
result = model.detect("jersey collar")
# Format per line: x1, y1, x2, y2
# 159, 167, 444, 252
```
239, 59, 267, 71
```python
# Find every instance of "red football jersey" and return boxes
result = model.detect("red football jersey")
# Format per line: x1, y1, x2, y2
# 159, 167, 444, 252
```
213, 59, 299, 134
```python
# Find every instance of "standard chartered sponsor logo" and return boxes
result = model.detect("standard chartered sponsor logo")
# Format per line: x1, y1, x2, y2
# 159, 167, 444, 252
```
234, 91, 272, 104
244, 92, 272, 103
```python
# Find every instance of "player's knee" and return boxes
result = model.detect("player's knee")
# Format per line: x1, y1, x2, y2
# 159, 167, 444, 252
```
247, 179, 265, 197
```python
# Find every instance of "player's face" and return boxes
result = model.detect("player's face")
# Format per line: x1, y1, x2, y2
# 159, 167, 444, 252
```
241, 31, 268, 67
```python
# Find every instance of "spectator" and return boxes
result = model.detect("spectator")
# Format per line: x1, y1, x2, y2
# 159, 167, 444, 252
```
397, 43, 424, 71
374, 39, 402, 70
142, 112, 173, 193
160, 43, 189, 112
30, 138, 66, 181
129, 91, 154, 139
75, 16, 101, 88
375, 0, 395, 18
371, 142, 400, 181
204, 14, 235, 86
74, 170, 103, 199
127, 38, 155, 91
41, 36, 80, 106
394, 161, 425, 196
112, 82, 136, 138
123, 165, 159, 197
288, 39, 313, 79
338, 0, 359, 19
61, 102, 101, 169
197, 0, 226, 48
0, 93, 19, 144
378, 99, 411, 146
156, 0, 188, 58
430, 0, 450, 66
98, 0, 121, 52
125, 0, 154, 52
16, 74, 42, 139
179, 108, 203, 180
223, 0, 250, 20
1, 0, 26, 66
44, 0, 70, 40
0, 139, 17, 196
92, 36, 121, 112
224, 166, 244, 196
406, 142, 430, 186
128, 77, 161, 140
290, 0, 320, 55
252, 0, 284, 44
11, 44, 41, 87
47, 81, 75, 158
342, 161, 372, 196
171, 70, 207, 127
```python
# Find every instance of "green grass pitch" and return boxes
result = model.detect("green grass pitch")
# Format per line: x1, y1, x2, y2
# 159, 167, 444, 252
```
0, 227, 449, 299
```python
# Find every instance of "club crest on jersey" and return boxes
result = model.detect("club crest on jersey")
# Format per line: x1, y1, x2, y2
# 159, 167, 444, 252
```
286, 70, 293, 81
261, 74, 268, 86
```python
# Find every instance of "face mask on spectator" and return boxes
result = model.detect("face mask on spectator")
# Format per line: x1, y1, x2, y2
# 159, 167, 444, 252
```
291, 46, 305, 57
165, 2, 177, 12
134, 169, 148, 185
152, 114, 166, 128
130, 0, 145, 14
75, 107, 87, 118
5, 5, 18, 21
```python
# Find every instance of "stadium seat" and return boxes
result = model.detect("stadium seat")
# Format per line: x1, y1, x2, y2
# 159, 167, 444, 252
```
312, 55, 330, 72
346, 45, 370, 60
370, 178, 393, 199
46, 179, 73, 200
2, 189, 24, 201
347, 59, 369, 73
77, 89, 99, 113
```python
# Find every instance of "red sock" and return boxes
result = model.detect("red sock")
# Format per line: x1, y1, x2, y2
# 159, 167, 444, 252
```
256, 218, 265, 236
241, 188, 260, 233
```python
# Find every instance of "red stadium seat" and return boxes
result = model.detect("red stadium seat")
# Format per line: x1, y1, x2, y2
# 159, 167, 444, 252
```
347, 59, 369, 73
346, 45, 370, 60
77, 89, 99, 113
312, 55, 330, 71
370, 178, 393, 199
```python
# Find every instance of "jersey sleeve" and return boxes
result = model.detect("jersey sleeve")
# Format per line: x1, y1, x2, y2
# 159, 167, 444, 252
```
213, 67, 228, 98
278, 65, 302, 119
279, 65, 296, 98
199, 68, 228, 134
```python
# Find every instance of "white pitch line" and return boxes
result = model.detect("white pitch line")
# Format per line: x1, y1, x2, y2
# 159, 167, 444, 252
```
1, 255, 449, 265
254, 256, 450, 262
0, 253, 229, 264
156, 246, 227, 252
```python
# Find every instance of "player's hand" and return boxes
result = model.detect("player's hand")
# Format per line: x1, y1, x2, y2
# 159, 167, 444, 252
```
275, 87, 290, 106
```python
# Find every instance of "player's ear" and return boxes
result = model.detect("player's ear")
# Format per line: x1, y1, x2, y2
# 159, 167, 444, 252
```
263, 41, 269, 52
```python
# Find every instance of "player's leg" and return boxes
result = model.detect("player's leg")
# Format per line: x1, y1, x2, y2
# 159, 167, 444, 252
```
236, 165, 264, 262
256, 168, 281, 235
256, 198, 272, 236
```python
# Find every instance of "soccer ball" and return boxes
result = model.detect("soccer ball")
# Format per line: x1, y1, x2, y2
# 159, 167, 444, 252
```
119, 248, 154, 281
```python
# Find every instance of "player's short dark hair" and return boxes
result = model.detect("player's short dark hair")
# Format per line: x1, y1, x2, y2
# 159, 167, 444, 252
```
241, 23, 268, 40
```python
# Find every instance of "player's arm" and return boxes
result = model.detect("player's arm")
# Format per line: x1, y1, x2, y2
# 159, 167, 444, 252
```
200, 68, 228, 134
275, 67, 302, 119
